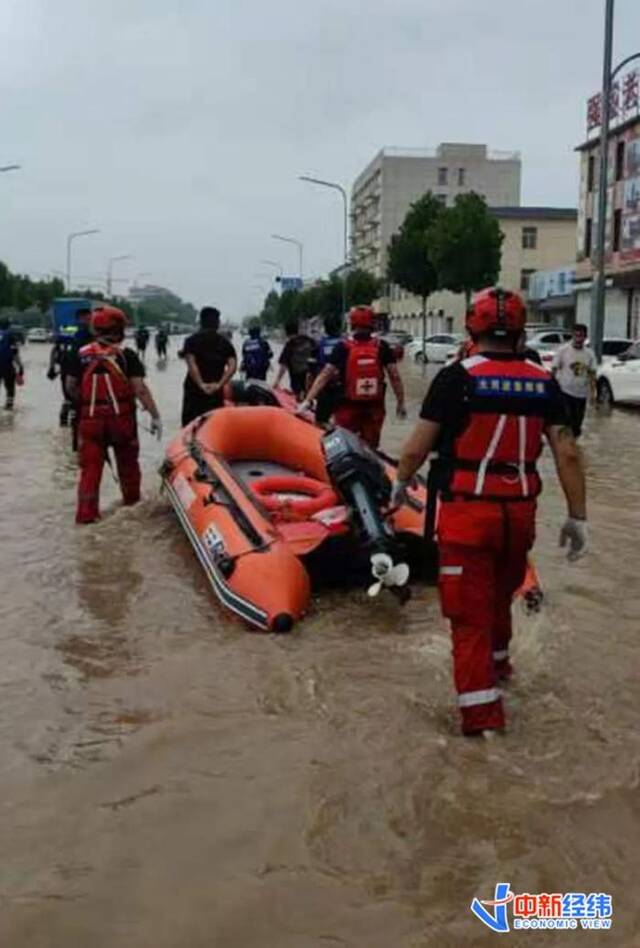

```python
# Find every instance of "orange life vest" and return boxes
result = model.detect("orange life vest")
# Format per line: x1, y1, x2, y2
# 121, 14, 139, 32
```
343, 337, 384, 402
446, 354, 553, 500
78, 342, 135, 417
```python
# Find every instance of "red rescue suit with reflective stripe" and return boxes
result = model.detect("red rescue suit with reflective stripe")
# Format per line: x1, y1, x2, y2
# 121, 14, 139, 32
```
76, 342, 140, 524
437, 354, 552, 734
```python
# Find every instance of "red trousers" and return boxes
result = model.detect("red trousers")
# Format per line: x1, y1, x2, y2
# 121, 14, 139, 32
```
437, 499, 537, 734
76, 414, 141, 524
334, 402, 385, 448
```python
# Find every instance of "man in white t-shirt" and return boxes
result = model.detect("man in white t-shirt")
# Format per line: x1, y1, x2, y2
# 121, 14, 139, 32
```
551, 324, 597, 438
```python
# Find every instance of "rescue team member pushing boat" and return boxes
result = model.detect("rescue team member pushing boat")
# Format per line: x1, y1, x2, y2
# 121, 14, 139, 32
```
392, 288, 588, 736
273, 320, 317, 400
299, 305, 406, 448
65, 306, 162, 525
312, 314, 343, 425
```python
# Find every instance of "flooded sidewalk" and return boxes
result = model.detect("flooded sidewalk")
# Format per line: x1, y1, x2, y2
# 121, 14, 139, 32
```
1, 344, 639, 947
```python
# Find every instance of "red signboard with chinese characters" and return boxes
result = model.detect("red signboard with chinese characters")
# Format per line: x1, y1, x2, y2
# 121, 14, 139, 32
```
587, 68, 640, 134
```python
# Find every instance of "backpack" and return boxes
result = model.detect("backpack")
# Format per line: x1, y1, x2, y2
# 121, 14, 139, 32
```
317, 334, 341, 369
243, 338, 270, 376
0, 328, 15, 370
79, 342, 135, 417
343, 337, 384, 402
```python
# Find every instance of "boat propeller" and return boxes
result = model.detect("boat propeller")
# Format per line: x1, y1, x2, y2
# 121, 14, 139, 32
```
367, 552, 410, 598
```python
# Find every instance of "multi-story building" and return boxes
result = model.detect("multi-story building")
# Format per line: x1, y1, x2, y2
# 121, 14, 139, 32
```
574, 67, 640, 339
351, 143, 521, 281
389, 207, 578, 336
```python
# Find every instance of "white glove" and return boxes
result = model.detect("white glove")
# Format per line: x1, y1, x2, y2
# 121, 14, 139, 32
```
390, 478, 411, 508
559, 517, 588, 561
150, 416, 163, 441
295, 400, 311, 415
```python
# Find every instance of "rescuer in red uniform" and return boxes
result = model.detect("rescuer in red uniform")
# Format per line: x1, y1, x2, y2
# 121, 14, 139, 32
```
66, 306, 162, 524
393, 288, 588, 736
299, 305, 406, 448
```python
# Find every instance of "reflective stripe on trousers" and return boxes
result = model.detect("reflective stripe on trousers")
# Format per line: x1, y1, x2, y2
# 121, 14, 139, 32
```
458, 687, 502, 709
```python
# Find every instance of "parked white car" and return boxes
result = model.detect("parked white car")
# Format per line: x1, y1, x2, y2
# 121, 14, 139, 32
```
406, 333, 462, 363
597, 341, 640, 406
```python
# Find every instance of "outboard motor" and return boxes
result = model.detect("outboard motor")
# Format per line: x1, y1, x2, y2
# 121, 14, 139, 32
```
322, 427, 410, 601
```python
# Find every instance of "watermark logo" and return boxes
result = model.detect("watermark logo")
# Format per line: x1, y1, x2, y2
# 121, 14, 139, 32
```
471, 884, 613, 933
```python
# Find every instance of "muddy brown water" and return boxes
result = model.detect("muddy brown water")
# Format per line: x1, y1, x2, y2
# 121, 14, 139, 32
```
1, 340, 639, 947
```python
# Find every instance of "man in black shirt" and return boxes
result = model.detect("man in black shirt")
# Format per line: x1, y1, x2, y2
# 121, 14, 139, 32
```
273, 320, 317, 399
181, 307, 237, 426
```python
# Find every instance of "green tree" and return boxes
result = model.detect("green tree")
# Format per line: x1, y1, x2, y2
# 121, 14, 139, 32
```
260, 289, 283, 329
345, 268, 381, 309
386, 193, 443, 326
428, 192, 504, 308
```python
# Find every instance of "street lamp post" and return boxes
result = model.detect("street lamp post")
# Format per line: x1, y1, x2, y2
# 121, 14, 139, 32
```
66, 229, 100, 292
592, 0, 616, 364
299, 175, 349, 320
260, 259, 284, 278
271, 234, 303, 282
106, 254, 133, 297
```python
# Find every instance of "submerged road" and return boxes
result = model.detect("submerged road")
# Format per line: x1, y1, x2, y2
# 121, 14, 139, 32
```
1, 340, 639, 947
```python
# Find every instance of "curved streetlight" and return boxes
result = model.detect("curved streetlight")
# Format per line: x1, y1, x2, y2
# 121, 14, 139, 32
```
66, 229, 100, 291
592, 0, 640, 361
271, 233, 303, 281
260, 259, 284, 278
0, 164, 21, 174
106, 254, 133, 296
299, 175, 349, 317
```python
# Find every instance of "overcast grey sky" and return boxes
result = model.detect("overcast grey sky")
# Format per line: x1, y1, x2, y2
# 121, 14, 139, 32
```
2, 0, 639, 319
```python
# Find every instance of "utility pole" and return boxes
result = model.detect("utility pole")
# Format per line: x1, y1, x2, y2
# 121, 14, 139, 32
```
591, 0, 615, 364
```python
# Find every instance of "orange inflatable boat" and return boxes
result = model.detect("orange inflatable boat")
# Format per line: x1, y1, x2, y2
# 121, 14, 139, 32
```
162, 406, 430, 631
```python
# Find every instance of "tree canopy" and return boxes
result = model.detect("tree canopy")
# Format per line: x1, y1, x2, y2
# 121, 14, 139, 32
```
427, 192, 504, 307
259, 268, 381, 329
386, 193, 443, 310
0, 261, 64, 319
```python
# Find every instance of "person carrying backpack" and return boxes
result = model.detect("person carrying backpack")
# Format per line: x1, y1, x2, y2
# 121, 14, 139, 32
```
300, 306, 406, 448
313, 314, 343, 424
273, 320, 317, 400
241, 324, 273, 380
0, 318, 24, 410
65, 306, 162, 524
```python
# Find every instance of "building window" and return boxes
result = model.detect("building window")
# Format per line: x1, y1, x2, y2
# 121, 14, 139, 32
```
587, 155, 596, 192
585, 218, 593, 258
458, 168, 466, 186
445, 316, 454, 333
437, 167, 448, 186
616, 141, 625, 182
435, 194, 447, 206
520, 269, 535, 292
522, 226, 538, 249
613, 208, 622, 252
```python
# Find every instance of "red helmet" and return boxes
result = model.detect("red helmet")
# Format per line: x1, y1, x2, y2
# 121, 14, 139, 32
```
91, 306, 128, 335
466, 288, 526, 337
349, 305, 375, 331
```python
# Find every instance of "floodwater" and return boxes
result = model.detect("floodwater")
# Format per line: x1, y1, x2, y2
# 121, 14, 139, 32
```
1, 339, 639, 948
